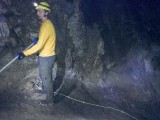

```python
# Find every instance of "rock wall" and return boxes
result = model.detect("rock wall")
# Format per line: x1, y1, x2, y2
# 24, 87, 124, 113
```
0, 0, 160, 119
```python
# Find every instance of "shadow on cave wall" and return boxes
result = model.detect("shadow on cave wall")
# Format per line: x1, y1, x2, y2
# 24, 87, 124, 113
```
52, 16, 76, 103
80, 0, 160, 68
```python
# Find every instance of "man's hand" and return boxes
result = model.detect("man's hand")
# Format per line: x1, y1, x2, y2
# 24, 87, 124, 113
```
17, 52, 25, 60
33, 38, 39, 45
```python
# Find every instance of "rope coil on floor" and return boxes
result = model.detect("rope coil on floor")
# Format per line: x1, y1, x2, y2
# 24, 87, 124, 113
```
55, 92, 139, 120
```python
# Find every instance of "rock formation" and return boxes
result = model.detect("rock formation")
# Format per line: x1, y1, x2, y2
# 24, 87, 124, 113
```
0, 0, 160, 120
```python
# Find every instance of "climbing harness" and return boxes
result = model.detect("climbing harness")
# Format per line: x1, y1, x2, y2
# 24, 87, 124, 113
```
55, 92, 139, 120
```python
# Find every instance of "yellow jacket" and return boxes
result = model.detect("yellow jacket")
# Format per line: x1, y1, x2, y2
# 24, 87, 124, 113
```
23, 19, 56, 57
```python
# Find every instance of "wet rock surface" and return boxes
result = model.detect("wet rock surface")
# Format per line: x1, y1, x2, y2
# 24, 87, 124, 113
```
0, 0, 160, 120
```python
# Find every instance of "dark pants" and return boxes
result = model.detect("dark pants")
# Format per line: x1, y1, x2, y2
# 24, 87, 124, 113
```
38, 55, 56, 102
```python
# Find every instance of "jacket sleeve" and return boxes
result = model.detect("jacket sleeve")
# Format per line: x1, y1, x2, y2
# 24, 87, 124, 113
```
23, 24, 48, 56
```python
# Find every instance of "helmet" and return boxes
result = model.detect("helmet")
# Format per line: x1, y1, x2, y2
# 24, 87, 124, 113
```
36, 2, 50, 12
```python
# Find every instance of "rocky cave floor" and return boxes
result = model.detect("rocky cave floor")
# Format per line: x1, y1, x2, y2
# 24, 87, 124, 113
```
0, 48, 160, 120
0, 84, 136, 120
0, 52, 135, 120
0, 90, 138, 120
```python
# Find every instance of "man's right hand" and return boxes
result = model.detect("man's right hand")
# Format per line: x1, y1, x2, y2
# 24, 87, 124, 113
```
17, 52, 25, 60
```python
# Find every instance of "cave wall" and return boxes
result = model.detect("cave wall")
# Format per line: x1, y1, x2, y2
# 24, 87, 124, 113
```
0, 0, 160, 119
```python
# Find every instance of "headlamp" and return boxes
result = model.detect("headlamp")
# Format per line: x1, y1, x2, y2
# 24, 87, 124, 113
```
33, 2, 38, 7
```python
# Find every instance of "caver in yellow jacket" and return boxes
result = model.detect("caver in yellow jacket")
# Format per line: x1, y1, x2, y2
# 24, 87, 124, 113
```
23, 19, 56, 57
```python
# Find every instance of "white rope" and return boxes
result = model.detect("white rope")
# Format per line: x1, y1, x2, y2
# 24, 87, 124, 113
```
55, 92, 139, 120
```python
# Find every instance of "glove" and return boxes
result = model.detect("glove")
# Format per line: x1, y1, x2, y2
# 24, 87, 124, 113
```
32, 38, 38, 45
17, 52, 25, 60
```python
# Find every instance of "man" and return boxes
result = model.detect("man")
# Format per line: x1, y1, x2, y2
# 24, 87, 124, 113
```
18, 1, 56, 103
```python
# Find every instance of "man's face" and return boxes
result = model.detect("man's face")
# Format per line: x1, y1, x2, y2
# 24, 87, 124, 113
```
37, 9, 45, 20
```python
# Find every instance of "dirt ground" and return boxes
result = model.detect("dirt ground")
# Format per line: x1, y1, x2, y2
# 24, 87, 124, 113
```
0, 93, 137, 120
0, 49, 138, 120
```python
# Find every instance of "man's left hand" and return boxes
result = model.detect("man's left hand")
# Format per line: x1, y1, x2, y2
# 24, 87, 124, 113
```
33, 38, 39, 45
